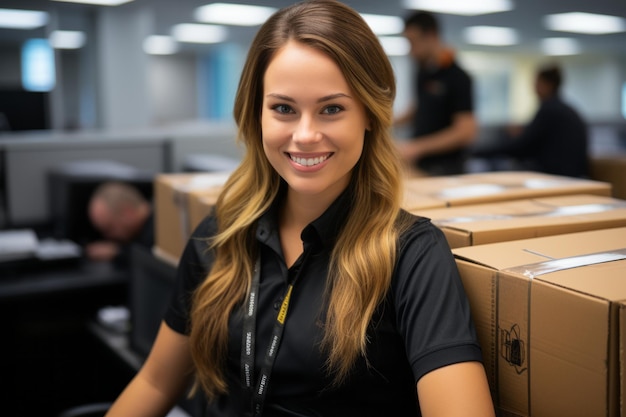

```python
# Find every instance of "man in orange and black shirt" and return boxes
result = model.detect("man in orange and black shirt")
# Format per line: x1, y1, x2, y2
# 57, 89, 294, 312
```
395, 11, 477, 176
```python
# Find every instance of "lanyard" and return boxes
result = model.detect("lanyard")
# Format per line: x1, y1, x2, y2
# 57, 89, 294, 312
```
240, 255, 301, 417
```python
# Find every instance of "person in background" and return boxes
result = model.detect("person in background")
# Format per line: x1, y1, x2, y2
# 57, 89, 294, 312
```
395, 11, 477, 176
86, 181, 153, 263
105, 1, 494, 416
472, 63, 589, 178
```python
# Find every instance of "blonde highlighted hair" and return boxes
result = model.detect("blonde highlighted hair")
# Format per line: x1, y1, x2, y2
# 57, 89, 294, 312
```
189, 0, 409, 399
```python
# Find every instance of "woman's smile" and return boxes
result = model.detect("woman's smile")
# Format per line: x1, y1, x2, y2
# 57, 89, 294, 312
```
286, 152, 334, 168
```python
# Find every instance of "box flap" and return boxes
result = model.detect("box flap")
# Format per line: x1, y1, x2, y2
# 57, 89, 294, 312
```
405, 172, 611, 205
419, 195, 626, 231
453, 227, 626, 271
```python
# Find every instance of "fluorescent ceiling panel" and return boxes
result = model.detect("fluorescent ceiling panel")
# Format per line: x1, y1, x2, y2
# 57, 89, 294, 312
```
0, 8, 48, 29
463, 26, 519, 46
378, 36, 411, 56
172, 23, 228, 44
52, 0, 134, 5
143, 35, 179, 55
540, 37, 580, 56
402, 0, 513, 16
194, 3, 276, 26
544, 12, 626, 35
49, 30, 86, 49
361, 14, 404, 35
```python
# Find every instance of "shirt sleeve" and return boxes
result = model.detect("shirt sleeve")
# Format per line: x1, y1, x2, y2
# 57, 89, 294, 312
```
451, 66, 474, 114
392, 215, 483, 383
163, 215, 217, 335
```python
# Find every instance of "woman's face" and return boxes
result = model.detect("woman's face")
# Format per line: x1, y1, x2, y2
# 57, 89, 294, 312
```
261, 40, 369, 203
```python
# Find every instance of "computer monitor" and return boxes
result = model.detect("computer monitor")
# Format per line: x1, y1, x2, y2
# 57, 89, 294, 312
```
0, 89, 49, 131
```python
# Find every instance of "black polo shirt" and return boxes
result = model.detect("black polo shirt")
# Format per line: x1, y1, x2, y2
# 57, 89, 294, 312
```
164, 188, 482, 416
412, 60, 473, 176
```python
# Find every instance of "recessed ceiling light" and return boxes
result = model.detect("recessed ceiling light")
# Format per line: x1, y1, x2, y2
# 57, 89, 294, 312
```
52, 0, 134, 5
463, 26, 519, 46
544, 12, 626, 35
143, 35, 179, 55
378, 36, 411, 56
194, 3, 276, 26
49, 30, 86, 49
540, 37, 581, 56
402, 0, 513, 16
361, 14, 404, 35
172, 23, 228, 44
0, 8, 48, 29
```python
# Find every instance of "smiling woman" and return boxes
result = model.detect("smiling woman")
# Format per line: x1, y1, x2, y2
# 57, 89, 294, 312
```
261, 40, 369, 204
105, 2, 495, 416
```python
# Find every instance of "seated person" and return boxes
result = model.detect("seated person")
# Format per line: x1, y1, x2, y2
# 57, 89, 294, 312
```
472, 63, 589, 178
86, 181, 154, 264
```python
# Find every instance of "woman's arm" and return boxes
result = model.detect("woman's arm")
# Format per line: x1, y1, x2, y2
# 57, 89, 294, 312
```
105, 322, 195, 417
417, 361, 495, 417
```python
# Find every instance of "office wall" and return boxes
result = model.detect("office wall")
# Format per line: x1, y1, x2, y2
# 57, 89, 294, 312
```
563, 55, 625, 122
148, 54, 198, 125
96, 6, 152, 130
0, 47, 20, 87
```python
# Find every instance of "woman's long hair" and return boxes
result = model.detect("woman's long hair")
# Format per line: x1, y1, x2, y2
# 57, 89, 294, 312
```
189, 0, 408, 399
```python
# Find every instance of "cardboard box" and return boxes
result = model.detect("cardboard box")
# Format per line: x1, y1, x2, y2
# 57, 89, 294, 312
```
188, 188, 222, 230
154, 172, 229, 262
402, 187, 447, 211
590, 155, 626, 200
452, 227, 626, 417
413, 194, 626, 248
404, 171, 611, 207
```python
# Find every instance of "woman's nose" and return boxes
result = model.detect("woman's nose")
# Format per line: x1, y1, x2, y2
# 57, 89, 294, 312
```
292, 115, 322, 144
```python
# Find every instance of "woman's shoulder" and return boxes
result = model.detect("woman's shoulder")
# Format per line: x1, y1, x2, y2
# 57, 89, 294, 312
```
181, 213, 218, 266
397, 210, 437, 236
190, 212, 219, 239
396, 210, 448, 254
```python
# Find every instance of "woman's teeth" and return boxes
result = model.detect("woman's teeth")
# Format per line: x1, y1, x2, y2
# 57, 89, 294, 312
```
290, 154, 330, 167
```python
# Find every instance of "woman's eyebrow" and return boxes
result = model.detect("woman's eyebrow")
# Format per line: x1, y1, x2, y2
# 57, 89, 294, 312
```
265, 93, 352, 103
317, 93, 352, 103
265, 93, 295, 103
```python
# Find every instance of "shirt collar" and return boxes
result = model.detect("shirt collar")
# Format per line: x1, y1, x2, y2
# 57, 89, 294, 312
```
256, 181, 354, 251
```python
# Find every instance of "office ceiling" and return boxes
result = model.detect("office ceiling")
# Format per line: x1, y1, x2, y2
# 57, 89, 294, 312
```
1, 0, 625, 56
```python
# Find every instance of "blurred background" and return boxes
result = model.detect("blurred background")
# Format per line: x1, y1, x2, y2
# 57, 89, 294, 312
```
1, 0, 624, 133
0, 1, 625, 415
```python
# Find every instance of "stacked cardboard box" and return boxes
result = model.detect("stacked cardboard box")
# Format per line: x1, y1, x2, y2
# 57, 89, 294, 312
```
404, 171, 611, 207
589, 155, 626, 200
452, 227, 626, 417
401, 187, 446, 211
413, 194, 626, 248
154, 172, 229, 263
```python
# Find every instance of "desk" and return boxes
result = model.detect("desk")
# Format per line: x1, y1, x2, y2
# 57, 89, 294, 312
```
88, 322, 193, 417
0, 259, 128, 302
0, 259, 130, 415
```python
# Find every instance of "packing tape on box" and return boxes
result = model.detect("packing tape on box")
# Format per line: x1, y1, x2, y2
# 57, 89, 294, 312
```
435, 202, 626, 226
431, 178, 579, 200
504, 248, 626, 279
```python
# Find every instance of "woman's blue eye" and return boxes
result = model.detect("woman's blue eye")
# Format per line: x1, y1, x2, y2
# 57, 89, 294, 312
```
323, 105, 343, 115
273, 104, 293, 114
